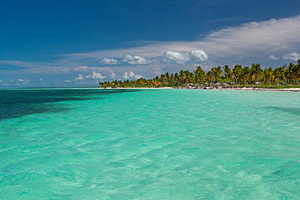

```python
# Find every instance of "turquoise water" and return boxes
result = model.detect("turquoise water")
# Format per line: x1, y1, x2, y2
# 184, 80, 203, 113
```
1, 89, 300, 199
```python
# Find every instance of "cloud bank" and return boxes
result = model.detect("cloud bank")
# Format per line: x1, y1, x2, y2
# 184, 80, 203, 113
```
101, 58, 119, 64
86, 71, 105, 80
74, 74, 84, 81
123, 71, 143, 80
123, 55, 151, 65
269, 55, 279, 60
283, 52, 300, 62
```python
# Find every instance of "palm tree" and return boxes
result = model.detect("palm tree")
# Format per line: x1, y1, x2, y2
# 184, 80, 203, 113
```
250, 63, 263, 84
286, 63, 295, 84
206, 71, 213, 84
223, 65, 233, 83
294, 60, 300, 84
242, 66, 251, 84
194, 66, 206, 83
233, 64, 243, 83
263, 67, 274, 84
274, 66, 286, 84
211, 66, 223, 83
215, 66, 223, 83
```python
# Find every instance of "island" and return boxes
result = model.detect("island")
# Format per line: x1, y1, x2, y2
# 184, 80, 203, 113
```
100, 60, 300, 91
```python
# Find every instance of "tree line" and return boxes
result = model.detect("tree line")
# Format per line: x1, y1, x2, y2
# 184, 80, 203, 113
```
100, 60, 300, 88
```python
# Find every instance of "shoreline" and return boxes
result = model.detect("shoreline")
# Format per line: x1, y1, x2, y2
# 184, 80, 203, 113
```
98, 87, 300, 92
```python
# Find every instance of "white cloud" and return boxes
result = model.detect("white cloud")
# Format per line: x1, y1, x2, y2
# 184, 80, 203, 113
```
86, 71, 105, 80
40, 78, 43, 81
134, 74, 143, 79
129, 71, 135, 77
74, 65, 113, 73
202, 16, 300, 58
0, 80, 3, 83
123, 55, 151, 65
0, 60, 52, 68
123, 71, 143, 80
190, 49, 208, 61
269, 55, 279, 60
163, 49, 208, 64
283, 52, 300, 62
18, 79, 30, 83
164, 51, 190, 64
123, 72, 130, 80
75, 66, 95, 71
74, 74, 84, 81
64, 80, 72, 83
111, 73, 116, 79
101, 58, 119, 64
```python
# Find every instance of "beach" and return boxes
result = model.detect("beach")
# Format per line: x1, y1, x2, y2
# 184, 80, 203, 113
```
99, 86, 300, 92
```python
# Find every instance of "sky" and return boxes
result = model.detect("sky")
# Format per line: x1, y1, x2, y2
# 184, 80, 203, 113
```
1, 0, 300, 88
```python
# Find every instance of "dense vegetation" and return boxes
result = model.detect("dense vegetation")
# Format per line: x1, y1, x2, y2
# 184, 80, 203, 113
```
100, 60, 300, 88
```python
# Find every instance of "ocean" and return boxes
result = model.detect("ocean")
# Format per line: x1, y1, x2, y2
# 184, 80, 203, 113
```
0, 88, 299, 199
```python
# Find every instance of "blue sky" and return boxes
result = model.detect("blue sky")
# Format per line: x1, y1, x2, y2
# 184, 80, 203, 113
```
1, 0, 300, 88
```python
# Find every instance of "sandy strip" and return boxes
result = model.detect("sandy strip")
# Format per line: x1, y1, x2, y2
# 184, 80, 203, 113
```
99, 87, 174, 89
99, 87, 300, 92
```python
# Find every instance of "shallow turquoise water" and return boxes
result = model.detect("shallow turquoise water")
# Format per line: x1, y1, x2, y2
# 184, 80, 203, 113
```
0, 89, 300, 199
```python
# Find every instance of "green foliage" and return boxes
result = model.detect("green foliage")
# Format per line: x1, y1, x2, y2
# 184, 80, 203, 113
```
100, 60, 300, 88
